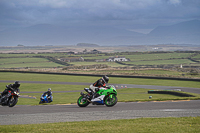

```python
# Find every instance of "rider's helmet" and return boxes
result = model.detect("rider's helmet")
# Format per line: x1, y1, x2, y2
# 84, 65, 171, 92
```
48, 88, 51, 92
102, 75, 109, 83
14, 81, 20, 88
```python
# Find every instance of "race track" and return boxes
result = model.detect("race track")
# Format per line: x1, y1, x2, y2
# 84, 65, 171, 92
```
0, 80, 200, 125
0, 100, 200, 125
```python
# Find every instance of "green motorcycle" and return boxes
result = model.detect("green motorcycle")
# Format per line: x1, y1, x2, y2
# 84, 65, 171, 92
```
77, 85, 118, 107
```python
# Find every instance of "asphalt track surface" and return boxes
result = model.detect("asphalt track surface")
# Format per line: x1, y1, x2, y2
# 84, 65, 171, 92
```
0, 80, 200, 125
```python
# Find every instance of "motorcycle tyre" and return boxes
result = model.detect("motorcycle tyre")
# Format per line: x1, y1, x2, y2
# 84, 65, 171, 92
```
8, 96, 18, 107
77, 96, 90, 107
104, 94, 118, 107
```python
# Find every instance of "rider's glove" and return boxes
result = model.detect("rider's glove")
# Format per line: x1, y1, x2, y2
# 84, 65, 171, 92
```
106, 86, 111, 89
95, 87, 99, 92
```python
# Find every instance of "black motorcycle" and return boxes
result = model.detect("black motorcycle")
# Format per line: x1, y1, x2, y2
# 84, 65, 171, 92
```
0, 90, 20, 107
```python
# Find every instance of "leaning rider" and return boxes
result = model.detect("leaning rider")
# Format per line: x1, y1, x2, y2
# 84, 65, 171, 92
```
0, 81, 20, 103
41, 88, 53, 102
1, 81, 20, 97
89, 75, 109, 98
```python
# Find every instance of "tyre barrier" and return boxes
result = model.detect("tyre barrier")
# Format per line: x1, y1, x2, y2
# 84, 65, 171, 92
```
148, 90, 196, 97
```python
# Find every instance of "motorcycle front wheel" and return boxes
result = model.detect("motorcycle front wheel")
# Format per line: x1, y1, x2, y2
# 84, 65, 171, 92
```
104, 94, 118, 107
77, 96, 90, 107
8, 96, 18, 107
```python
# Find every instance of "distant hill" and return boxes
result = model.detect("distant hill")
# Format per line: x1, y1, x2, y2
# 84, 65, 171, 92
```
0, 20, 199, 46
77, 43, 99, 47
149, 20, 200, 36
146, 19, 200, 44
0, 24, 143, 46
103, 19, 200, 45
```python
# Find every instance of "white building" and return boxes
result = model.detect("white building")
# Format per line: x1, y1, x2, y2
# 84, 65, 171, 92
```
107, 56, 129, 62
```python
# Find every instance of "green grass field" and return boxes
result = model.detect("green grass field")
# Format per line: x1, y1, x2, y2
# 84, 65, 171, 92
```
0, 52, 199, 68
63, 68, 200, 78
0, 52, 200, 79
69, 61, 126, 67
122, 52, 194, 61
121, 59, 194, 65
0, 57, 65, 68
0, 117, 199, 133
0, 72, 200, 132
0, 72, 199, 87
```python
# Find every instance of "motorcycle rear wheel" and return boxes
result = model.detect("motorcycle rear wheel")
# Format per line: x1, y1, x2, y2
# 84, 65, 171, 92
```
104, 94, 118, 107
77, 96, 90, 107
8, 96, 18, 107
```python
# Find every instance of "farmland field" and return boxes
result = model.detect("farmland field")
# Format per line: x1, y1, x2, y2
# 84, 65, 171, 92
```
0, 57, 65, 68
120, 59, 194, 65
0, 48, 199, 78
83, 52, 194, 61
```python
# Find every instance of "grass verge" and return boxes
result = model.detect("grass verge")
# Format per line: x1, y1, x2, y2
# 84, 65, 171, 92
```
0, 72, 200, 88
0, 117, 199, 133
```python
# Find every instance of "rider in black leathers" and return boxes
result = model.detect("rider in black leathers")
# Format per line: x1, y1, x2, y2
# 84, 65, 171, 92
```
0, 81, 20, 103
89, 75, 109, 98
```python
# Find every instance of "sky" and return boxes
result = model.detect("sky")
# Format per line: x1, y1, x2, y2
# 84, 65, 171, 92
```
0, 0, 200, 34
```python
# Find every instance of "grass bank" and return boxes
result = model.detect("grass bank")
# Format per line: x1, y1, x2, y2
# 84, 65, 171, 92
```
0, 117, 199, 133
0, 72, 199, 88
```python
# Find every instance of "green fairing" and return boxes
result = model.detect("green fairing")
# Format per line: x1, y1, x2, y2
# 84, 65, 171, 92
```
97, 85, 117, 96
77, 85, 118, 107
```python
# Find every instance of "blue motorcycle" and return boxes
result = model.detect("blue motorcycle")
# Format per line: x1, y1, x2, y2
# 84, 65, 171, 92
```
39, 95, 53, 104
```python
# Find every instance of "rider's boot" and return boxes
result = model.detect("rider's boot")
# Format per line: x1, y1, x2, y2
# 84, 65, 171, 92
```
0, 95, 6, 104
92, 87, 100, 99
84, 88, 94, 99
92, 92, 100, 99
